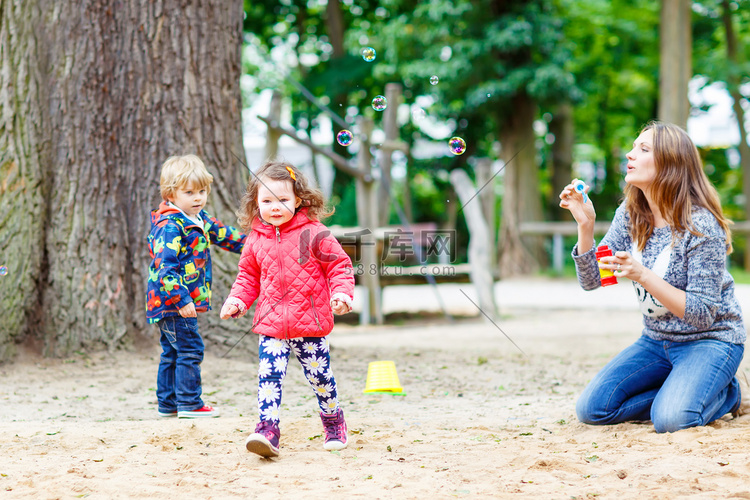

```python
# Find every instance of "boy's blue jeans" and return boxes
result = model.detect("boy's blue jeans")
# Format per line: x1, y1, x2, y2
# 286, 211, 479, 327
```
576, 335, 744, 433
156, 316, 205, 412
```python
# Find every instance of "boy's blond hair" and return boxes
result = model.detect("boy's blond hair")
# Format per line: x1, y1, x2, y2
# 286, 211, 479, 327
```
159, 154, 214, 200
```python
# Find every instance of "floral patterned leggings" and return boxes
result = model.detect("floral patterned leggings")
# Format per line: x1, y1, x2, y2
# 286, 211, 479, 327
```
256, 334, 340, 423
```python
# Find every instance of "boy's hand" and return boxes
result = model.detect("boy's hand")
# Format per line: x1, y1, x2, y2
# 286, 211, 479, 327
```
178, 302, 197, 318
220, 302, 241, 319
331, 299, 350, 315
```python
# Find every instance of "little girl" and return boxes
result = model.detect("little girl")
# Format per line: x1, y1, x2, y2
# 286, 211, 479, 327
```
220, 161, 354, 458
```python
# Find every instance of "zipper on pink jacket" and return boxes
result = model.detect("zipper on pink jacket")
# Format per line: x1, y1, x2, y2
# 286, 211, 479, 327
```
275, 225, 289, 338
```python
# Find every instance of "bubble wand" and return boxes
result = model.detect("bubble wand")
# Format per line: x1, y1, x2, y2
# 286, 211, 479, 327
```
572, 179, 589, 204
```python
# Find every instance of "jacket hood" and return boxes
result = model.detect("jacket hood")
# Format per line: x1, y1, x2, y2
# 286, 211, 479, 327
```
151, 201, 181, 226
251, 207, 312, 236
150, 201, 204, 230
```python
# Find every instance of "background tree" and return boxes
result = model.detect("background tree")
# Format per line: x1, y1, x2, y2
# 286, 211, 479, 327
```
366, 0, 578, 276
659, 0, 693, 128
691, 0, 750, 267
0, 0, 247, 361
559, 0, 660, 220
243, 0, 373, 226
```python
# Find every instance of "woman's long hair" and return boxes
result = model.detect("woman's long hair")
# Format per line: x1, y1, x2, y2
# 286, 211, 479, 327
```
236, 160, 334, 232
624, 121, 732, 253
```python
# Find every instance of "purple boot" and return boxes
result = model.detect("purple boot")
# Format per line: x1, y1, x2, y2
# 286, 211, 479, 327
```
245, 420, 280, 457
320, 408, 348, 451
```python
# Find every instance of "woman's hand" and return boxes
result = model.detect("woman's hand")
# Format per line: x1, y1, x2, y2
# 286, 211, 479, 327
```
599, 251, 647, 283
559, 182, 596, 226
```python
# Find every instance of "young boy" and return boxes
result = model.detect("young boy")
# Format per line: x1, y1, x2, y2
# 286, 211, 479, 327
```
146, 154, 246, 418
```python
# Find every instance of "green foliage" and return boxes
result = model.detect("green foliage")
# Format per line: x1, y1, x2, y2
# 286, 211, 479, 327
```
555, 0, 660, 220
694, 0, 750, 81
328, 181, 359, 227
242, 0, 750, 271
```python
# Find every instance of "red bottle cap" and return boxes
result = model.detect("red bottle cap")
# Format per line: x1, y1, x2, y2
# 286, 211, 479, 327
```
595, 245, 612, 259
595, 245, 618, 286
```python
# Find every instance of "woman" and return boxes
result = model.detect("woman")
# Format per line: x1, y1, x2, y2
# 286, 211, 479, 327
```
560, 121, 748, 433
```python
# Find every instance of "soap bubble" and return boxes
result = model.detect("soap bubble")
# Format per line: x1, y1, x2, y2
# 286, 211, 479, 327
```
0, 266, 7, 276
430, 75, 439, 85
449, 137, 466, 155
371, 95, 387, 111
336, 130, 353, 147
361, 47, 376, 62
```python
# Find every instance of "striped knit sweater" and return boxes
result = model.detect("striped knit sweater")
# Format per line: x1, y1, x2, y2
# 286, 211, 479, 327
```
573, 203, 745, 344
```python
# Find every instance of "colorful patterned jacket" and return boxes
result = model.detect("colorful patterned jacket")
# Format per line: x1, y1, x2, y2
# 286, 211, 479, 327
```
146, 201, 246, 324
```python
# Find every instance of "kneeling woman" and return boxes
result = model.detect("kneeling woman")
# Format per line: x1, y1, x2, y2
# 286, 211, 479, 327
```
559, 121, 747, 433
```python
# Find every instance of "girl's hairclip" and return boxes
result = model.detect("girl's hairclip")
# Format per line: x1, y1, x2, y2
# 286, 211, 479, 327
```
286, 166, 296, 181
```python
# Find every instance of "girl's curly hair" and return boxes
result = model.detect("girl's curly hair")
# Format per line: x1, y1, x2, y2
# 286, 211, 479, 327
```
236, 161, 334, 232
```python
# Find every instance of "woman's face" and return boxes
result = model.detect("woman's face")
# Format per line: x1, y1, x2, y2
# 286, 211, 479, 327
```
624, 128, 657, 192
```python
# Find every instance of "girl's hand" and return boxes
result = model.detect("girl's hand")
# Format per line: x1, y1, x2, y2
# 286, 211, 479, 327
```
178, 302, 197, 318
600, 251, 647, 283
331, 299, 350, 315
220, 302, 239, 320
559, 182, 596, 226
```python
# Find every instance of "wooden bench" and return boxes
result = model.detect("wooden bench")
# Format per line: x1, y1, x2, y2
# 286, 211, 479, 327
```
519, 221, 612, 273
330, 224, 472, 286
522, 220, 750, 272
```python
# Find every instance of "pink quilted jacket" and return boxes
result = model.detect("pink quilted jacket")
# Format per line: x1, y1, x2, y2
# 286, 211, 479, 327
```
227, 208, 354, 339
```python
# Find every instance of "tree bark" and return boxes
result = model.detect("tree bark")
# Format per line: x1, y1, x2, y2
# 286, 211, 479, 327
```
498, 92, 544, 276
658, 0, 692, 129
0, 0, 247, 360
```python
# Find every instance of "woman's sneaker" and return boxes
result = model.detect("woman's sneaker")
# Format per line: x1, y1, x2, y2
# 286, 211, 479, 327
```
178, 405, 219, 418
320, 408, 347, 451
245, 421, 280, 458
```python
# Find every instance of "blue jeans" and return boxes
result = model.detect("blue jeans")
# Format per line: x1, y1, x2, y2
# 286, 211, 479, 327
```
156, 316, 205, 412
576, 335, 744, 433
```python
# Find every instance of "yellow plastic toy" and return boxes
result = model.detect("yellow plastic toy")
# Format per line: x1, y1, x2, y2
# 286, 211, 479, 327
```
363, 361, 404, 395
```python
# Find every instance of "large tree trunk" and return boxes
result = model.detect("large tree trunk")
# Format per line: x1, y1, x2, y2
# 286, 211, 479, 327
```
0, 0, 247, 360
659, 0, 692, 128
498, 92, 544, 276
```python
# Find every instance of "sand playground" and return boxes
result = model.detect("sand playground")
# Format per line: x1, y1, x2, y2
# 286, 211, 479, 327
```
3, 278, 750, 499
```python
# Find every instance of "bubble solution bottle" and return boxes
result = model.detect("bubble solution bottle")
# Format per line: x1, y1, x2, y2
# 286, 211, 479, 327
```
595, 245, 618, 287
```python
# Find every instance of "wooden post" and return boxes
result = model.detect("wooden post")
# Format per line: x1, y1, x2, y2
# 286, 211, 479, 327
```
355, 116, 383, 324
378, 83, 402, 226
265, 90, 282, 161
553, 233, 563, 275
475, 158, 497, 278
450, 169, 497, 319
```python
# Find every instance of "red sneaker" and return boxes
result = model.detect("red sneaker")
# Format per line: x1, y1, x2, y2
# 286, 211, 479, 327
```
178, 405, 219, 418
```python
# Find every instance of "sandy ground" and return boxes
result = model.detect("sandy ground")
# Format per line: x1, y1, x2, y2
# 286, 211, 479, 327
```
3, 279, 750, 499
